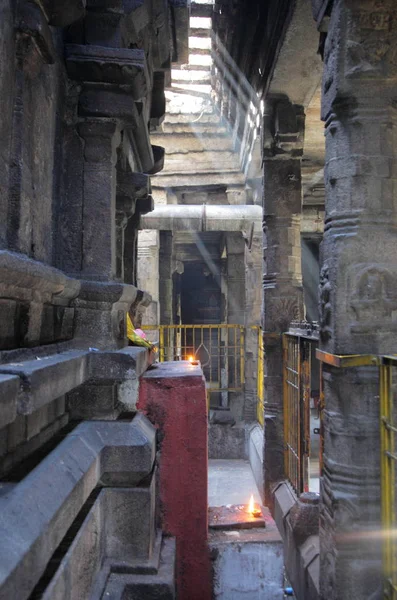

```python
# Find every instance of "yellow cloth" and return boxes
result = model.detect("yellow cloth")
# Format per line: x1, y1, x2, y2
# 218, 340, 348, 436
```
126, 314, 153, 349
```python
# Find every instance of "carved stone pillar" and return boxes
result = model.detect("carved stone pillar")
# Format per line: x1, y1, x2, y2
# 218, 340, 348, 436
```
78, 119, 120, 281
318, 1, 397, 598
262, 99, 305, 504
244, 233, 263, 422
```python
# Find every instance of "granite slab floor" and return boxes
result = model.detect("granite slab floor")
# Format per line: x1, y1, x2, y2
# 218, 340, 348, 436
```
208, 459, 262, 507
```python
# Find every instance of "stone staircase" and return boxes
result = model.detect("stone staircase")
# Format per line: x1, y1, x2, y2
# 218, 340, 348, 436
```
151, 0, 248, 193
0, 414, 175, 600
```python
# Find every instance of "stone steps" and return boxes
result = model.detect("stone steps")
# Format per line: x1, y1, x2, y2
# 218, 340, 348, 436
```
189, 27, 212, 37
100, 538, 176, 600
191, 3, 214, 17
0, 415, 158, 599
152, 171, 246, 187
152, 132, 234, 153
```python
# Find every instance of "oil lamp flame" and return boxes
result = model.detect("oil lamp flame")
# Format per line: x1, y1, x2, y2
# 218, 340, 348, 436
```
188, 355, 194, 363
248, 494, 255, 515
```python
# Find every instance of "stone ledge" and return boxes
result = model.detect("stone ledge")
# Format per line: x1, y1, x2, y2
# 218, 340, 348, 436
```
89, 347, 153, 382
0, 250, 80, 305
0, 375, 19, 429
102, 537, 176, 600
0, 347, 152, 420
273, 482, 320, 600
42, 487, 162, 600
65, 44, 148, 92
0, 415, 156, 600
0, 351, 90, 414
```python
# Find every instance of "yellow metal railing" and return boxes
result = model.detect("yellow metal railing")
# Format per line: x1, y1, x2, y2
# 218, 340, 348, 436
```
380, 356, 397, 600
316, 350, 397, 599
143, 324, 264, 417
142, 324, 246, 407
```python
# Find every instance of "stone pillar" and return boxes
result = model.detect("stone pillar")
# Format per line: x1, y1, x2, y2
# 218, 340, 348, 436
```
226, 233, 246, 325
159, 231, 174, 326
138, 362, 211, 600
317, 1, 397, 598
262, 99, 305, 504
137, 230, 160, 326
226, 233, 246, 422
115, 210, 129, 281
78, 119, 120, 281
123, 213, 140, 286
244, 233, 263, 422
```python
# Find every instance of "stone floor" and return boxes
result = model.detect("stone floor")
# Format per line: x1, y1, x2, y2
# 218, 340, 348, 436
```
208, 459, 262, 506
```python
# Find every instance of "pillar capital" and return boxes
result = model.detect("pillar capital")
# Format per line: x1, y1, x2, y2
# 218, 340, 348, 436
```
78, 118, 120, 165
263, 96, 305, 160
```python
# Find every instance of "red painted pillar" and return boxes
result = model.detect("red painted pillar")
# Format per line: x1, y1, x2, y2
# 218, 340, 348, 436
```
138, 361, 211, 600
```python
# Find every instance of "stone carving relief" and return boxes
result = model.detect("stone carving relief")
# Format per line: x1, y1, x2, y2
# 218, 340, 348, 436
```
346, 5, 397, 77
350, 265, 397, 328
319, 264, 332, 342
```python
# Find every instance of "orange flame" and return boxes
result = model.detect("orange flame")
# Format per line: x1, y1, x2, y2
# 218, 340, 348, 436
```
188, 355, 194, 363
248, 494, 255, 515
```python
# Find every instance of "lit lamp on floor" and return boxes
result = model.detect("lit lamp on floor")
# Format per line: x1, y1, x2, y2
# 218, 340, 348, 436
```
247, 494, 262, 518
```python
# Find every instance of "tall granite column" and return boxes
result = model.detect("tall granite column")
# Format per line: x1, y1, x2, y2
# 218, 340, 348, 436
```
78, 119, 120, 280
244, 233, 263, 422
226, 233, 246, 421
317, 1, 397, 598
262, 99, 305, 504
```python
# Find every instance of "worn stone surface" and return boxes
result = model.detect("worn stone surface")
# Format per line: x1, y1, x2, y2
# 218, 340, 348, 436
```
209, 504, 266, 530
209, 520, 284, 600
208, 424, 246, 460
101, 537, 176, 600
274, 482, 320, 600
0, 415, 156, 599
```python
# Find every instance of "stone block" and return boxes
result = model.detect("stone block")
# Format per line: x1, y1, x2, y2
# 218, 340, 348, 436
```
40, 492, 102, 600
0, 374, 19, 429
6, 414, 27, 452
0, 414, 69, 478
103, 481, 156, 562
138, 361, 211, 600
0, 350, 90, 414
209, 526, 284, 600
26, 404, 50, 440
0, 300, 17, 350
101, 537, 176, 600
273, 482, 296, 540
0, 416, 156, 599
208, 424, 246, 459
67, 383, 118, 420
89, 346, 151, 381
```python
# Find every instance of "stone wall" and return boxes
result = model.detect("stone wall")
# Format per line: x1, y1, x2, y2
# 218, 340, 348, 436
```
0, 1, 189, 596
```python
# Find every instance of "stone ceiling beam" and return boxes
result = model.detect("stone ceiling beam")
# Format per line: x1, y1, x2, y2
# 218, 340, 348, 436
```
141, 204, 262, 233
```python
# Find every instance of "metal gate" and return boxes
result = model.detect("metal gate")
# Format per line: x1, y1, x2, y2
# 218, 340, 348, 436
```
283, 331, 320, 495
143, 324, 245, 407
142, 324, 264, 414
